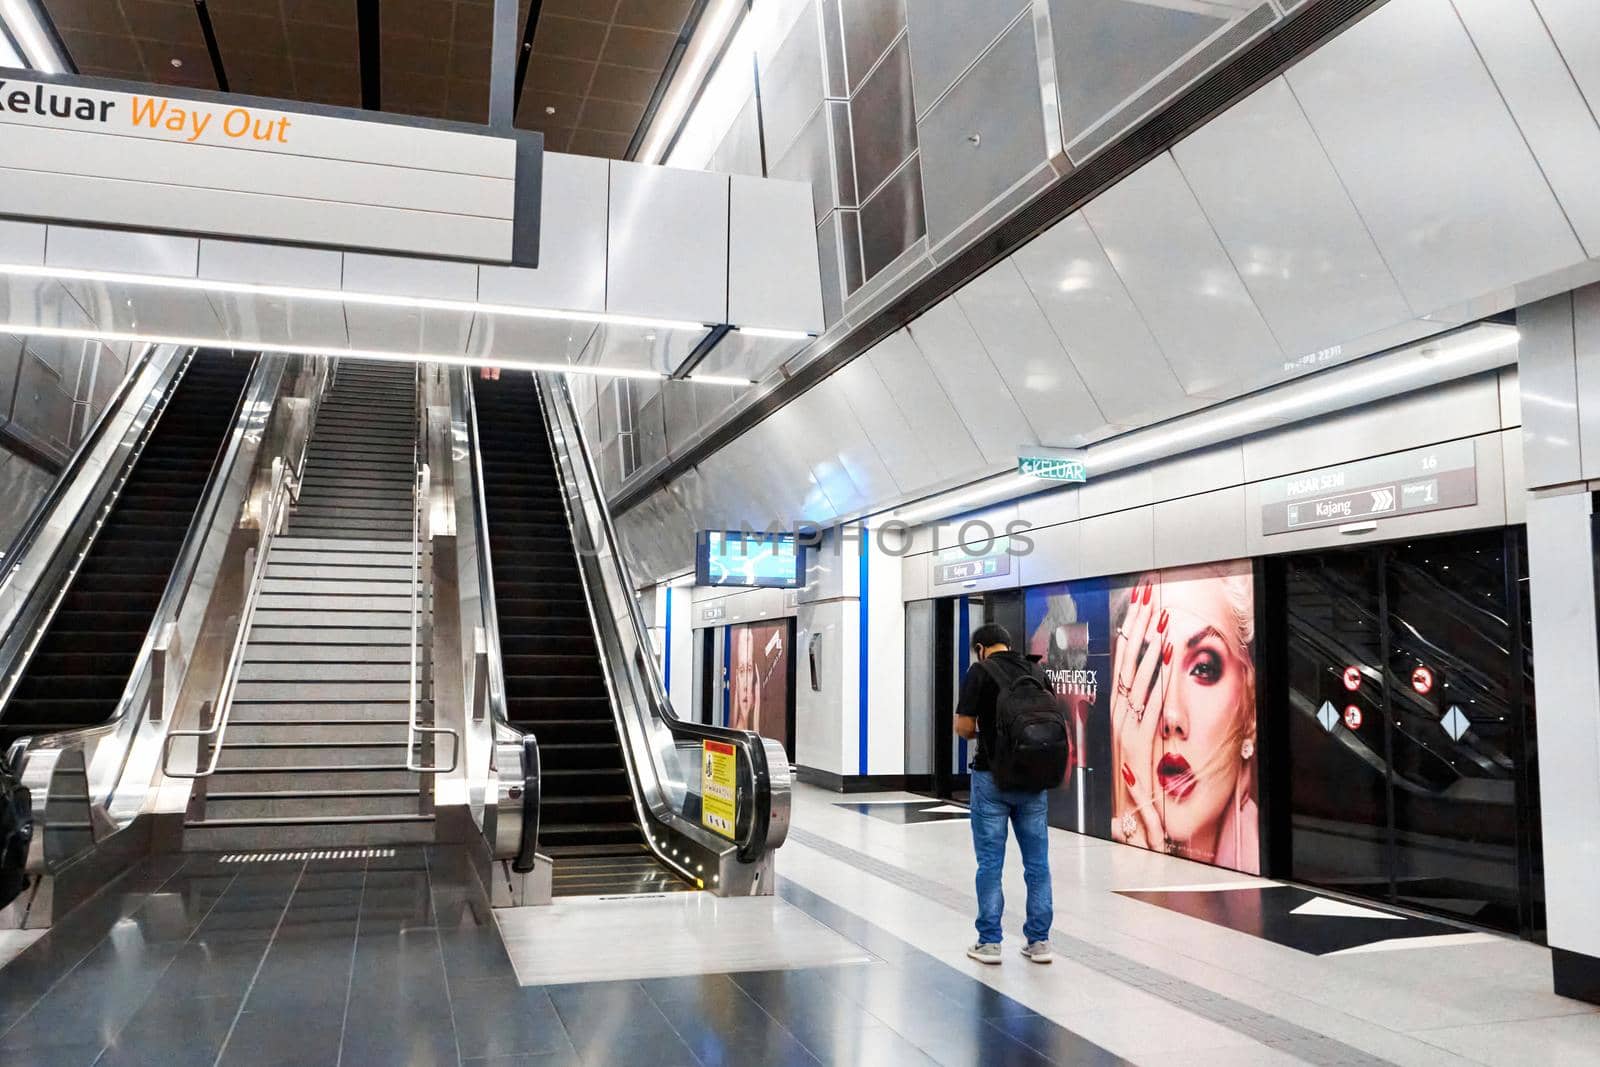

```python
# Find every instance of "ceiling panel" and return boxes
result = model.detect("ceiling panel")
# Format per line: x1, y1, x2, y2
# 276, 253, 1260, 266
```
905, 301, 1039, 465
1082, 153, 1283, 398
1286, 0, 1583, 314
38, 0, 686, 156
862, 328, 984, 483
792, 376, 900, 513
1010, 212, 1186, 429
830, 356, 923, 495
1172, 77, 1414, 359
955, 259, 1107, 447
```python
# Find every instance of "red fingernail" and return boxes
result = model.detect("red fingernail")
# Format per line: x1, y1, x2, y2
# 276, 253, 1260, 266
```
1162, 642, 1173, 665
1157, 609, 1169, 634
1142, 581, 1153, 605
1121, 763, 1136, 788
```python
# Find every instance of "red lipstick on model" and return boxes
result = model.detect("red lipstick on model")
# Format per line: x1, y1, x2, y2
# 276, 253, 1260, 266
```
1156, 753, 1196, 800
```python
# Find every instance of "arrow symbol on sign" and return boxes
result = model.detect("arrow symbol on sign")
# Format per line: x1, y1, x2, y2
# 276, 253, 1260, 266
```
1370, 488, 1396, 511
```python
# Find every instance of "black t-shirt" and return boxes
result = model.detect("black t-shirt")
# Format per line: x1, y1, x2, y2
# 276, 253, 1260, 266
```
955, 650, 1042, 772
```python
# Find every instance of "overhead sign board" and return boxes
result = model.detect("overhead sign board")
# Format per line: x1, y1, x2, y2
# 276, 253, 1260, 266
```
1260, 440, 1476, 535
1018, 446, 1087, 483
932, 536, 1013, 587
0, 75, 537, 264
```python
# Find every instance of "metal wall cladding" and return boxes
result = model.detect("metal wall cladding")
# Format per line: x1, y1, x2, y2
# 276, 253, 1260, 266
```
837, 209, 866, 294
0, 334, 23, 421
710, 94, 766, 177
818, 0, 850, 97
917, 13, 1049, 250
0, 449, 54, 555
828, 101, 858, 208
772, 105, 834, 222
858, 154, 926, 281
905, 0, 1030, 116
759, 5, 829, 162
839, 0, 907, 93
12, 347, 76, 454
849, 35, 918, 202
815, 212, 846, 325
1045, 0, 1233, 148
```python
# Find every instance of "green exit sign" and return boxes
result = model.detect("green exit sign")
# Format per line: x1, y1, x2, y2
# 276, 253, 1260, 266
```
1018, 455, 1087, 482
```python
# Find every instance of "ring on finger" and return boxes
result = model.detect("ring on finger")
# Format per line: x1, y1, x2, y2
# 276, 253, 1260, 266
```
1130, 699, 1145, 722
1115, 680, 1132, 697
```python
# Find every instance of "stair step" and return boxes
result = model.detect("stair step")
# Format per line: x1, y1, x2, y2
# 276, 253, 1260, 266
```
227, 721, 410, 744
238, 662, 413, 682
215, 742, 411, 769
244, 645, 413, 664
208, 767, 422, 790
230, 701, 409, 723
202, 790, 421, 820
183, 815, 436, 851
231, 681, 412, 703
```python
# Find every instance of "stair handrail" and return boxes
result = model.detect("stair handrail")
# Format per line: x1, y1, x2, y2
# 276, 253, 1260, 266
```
406, 460, 458, 774
531, 372, 790, 870
160, 456, 296, 779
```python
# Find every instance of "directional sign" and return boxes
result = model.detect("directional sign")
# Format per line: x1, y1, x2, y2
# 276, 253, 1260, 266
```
1441, 705, 1470, 742
1317, 700, 1339, 733
1261, 441, 1477, 535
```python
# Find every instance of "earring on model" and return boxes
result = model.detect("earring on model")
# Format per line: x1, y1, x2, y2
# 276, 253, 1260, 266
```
1240, 738, 1255, 761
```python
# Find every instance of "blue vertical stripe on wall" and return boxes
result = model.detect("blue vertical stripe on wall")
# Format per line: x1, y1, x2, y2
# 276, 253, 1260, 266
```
858, 527, 870, 777
957, 596, 970, 773
722, 624, 731, 727
663, 586, 672, 696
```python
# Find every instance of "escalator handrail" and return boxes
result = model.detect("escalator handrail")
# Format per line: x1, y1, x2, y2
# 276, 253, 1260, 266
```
532, 372, 782, 865
0, 342, 161, 573
460, 371, 538, 870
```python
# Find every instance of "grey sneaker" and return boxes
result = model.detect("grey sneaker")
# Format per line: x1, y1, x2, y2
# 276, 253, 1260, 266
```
1021, 941, 1053, 964
966, 942, 1003, 965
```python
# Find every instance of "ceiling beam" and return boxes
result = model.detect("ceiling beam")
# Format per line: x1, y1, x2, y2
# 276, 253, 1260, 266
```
493, 0, 527, 128
193, 1, 229, 92
357, 0, 381, 110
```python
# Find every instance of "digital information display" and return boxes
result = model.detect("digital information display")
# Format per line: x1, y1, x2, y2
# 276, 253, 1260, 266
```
696, 531, 805, 588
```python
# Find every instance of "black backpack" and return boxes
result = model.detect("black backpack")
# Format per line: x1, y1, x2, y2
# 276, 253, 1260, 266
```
980, 657, 1070, 792
0, 759, 32, 911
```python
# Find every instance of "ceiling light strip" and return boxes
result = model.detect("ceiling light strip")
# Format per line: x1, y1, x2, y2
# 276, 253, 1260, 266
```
0, 321, 754, 385
636, 0, 745, 164
0, 0, 63, 73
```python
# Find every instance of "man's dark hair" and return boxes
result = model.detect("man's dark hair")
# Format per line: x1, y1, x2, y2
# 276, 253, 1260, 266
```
971, 623, 1012, 651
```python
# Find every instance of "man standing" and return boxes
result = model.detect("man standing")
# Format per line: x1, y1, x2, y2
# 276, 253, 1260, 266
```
956, 623, 1059, 964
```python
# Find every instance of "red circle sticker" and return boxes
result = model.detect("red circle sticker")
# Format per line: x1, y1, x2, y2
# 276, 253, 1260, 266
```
1412, 666, 1434, 695
1342, 666, 1362, 691
1344, 705, 1363, 730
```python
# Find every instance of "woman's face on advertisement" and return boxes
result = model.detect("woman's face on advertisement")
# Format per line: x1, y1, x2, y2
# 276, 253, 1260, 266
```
1155, 578, 1249, 843
733, 628, 756, 712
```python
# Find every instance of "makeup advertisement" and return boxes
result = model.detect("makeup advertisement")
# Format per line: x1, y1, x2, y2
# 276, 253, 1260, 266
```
1025, 561, 1260, 875
727, 620, 791, 753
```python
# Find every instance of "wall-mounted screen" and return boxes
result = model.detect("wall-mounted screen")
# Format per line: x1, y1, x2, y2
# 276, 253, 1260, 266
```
696, 531, 805, 588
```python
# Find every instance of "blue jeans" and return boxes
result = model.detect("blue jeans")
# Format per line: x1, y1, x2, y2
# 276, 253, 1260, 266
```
969, 770, 1053, 945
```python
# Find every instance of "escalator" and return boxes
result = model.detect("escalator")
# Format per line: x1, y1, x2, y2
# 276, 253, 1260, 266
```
474, 374, 689, 896
0, 352, 254, 744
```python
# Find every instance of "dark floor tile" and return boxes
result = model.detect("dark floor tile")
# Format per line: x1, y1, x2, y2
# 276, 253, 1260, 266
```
451, 979, 569, 1060
650, 985, 785, 1047
217, 1007, 344, 1067
673, 1016, 820, 1067
338, 1018, 460, 1067
151, 940, 269, 1000
117, 991, 240, 1037
437, 929, 516, 982
0, 1039, 106, 1065
638, 973, 743, 1006
96, 1033, 228, 1067
986, 1014, 1129, 1066
462, 1050, 579, 1067
568, 1024, 701, 1067
801, 1021, 941, 1067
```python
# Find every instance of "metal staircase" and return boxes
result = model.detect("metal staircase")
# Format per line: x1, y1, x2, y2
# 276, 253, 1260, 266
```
182, 361, 442, 851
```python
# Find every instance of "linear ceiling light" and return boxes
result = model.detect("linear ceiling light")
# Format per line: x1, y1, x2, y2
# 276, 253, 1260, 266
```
3, 321, 756, 385
0, 0, 64, 72
0, 25, 23, 67
636, 0, 744, 164
736, 326, 815, 341
0, 262, 710, 334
